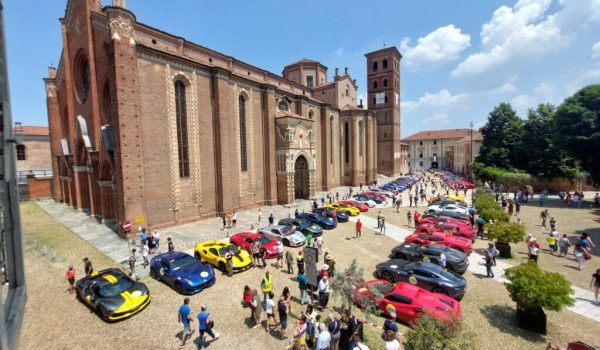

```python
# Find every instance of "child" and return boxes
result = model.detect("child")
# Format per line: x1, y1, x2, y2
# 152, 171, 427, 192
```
548, 235, 557, 255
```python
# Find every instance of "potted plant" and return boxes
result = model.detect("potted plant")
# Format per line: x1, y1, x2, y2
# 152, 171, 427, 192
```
486, 221, 525, 258
504, 262, 574, 334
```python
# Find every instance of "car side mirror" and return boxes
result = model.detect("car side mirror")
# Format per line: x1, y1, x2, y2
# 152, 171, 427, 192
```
414, 307, 424, 313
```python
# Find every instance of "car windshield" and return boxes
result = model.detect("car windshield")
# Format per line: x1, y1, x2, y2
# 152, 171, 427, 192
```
314, 214, 327, 221
256, 236, 271, 245
440, 269, 463, 282
280, 226, 294, 236
169, 255, 197, 271
97, 275, 134, 298
219, 246, 240, 256
402, 262, 419, 271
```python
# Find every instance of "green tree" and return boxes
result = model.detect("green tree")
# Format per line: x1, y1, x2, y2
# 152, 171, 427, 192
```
515, 104, 578, 179
504, 261, 574, 311
330, 258, 381, 321
404, 314, 475, 350
477, 103, 523, 169
486, 222, 526, 244
555, 84, 600, 183
496, 172, 532, 194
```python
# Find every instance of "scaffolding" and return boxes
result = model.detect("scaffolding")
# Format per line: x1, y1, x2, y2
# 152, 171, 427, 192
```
0, 1, 27, 349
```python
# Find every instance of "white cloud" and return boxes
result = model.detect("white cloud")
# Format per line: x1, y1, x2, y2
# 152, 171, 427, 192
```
452, 0, 600, 78
400, 25, 471, 67
335, 47, 344, 56
592, 41, 600, 58
510, 81, 559, 113
402, 89, 468, 112
511, 94, 537, 110
423, 113, 449, 124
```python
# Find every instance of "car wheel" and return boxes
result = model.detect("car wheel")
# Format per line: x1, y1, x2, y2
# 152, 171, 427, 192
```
149, 268, 158, 280
381, 271, 395, 283
453, 247, 464, 253
432, 287, 449, 296
194, 252, 201, 261
282, 239, 290, 247
218, 262, 226, 271
395, 252, 407, 260
175, 282, 185, 294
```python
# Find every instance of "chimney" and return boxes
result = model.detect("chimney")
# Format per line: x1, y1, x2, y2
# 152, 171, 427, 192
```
335, 68, 339, 77
353, 79, 357, 86
48, 65, 57, 79
112, 0, 126, 7
359, 99, 363, 108
344, 67, 348, 75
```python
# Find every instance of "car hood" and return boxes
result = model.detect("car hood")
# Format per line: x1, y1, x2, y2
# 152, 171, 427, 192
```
376, 259, 409, 271
443, 249, 468, 262
171, 263, 215, 284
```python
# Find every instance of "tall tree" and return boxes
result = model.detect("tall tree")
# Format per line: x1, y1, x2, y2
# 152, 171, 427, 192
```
555, 84, 600, 183
477, 103, 523, 169
515, 104, 578, 179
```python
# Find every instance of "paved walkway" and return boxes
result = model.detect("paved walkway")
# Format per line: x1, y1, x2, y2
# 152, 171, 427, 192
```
350, 213, 600, 323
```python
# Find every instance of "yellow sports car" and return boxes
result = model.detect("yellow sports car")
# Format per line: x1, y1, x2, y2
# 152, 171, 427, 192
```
324, 202, 360, 216
194, 240, 252, 273
75, 268, 150, 321
445, 195, 465, 202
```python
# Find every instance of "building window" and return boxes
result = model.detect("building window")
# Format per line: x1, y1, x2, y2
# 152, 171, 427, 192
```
373, 96, 376, 105
16, 145, 26, 160
359, 121, 364, 156
330, 116, 334, 164
384, 132, 387, 139
433, 140, 437, 145
383, 59, 388, 69
306, 75, 314, 88
239, 95, 248, 172
419, 141, 423, 146
74, 51, 91, 103
308, 110, 314, 119
384, 95, 388, 103
346, 85, 350, 96
383, 78, 388, 87
373, 80, 378, 89
344, 122, 350, 163
278, 100, 289, 111
419, 161, 423, 167
419, 153, 423, 158
174, 80, 190, 177
373, 61, 378, 71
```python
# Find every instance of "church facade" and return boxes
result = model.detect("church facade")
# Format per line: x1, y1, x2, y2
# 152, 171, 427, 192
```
44, 0, 406, 231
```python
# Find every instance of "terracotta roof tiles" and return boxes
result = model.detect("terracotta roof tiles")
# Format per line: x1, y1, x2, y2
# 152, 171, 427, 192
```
403, 128, 471, 141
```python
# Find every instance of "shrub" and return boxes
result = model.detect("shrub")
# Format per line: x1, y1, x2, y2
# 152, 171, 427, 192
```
404, 314, 475, 350
479, 208, 510, 223
330, 258, 381, 321
474, 186, 492, 194
474, 193, 497, 212
486, 221, 526, 244
497, 172, 532, 193
504, 261, 574, 311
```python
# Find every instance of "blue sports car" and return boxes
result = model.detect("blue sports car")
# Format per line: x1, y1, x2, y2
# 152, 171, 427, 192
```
314, 207, 349, 222
353, 194, 383, 204
297, 213, 337, 229
150, 251, 215, 294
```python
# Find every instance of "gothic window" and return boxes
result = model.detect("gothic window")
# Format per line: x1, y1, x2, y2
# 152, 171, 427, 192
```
278, 99, 289, 111
373, 80, 378, 89
330, 116, 334, 164
74, 51, 90, 103
308, 110, 314, 120
102, 80, 114, 124
174, 80, 190, 177
383, 59, 388, 69
383, 79, 388, 87
373, 61, 378, 71
239, 95, 248, 171
359, 121, 364, 156
306, 75, 314, 88
16, 145, 26, 160
344, 122, 350, 163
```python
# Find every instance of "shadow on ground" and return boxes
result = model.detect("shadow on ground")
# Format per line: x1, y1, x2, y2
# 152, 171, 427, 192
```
479, 304, 545, 343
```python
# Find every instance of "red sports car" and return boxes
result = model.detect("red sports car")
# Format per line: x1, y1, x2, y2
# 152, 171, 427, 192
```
338, 200, 369, 212
415, 222, 476, 242
418, 216, 465, 226
229, 232, 280, 259
362, 191, 387, 200
404, 232, 473, 254
353, 280, 462, 326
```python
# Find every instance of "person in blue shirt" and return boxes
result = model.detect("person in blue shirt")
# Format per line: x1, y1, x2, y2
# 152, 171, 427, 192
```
178, 298, 193, 348
297, 271, 308, 305
382, 318, 399, 339
197, 305, 219, 349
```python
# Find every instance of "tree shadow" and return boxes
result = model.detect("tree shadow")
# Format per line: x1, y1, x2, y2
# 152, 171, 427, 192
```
479, 304, 545, 342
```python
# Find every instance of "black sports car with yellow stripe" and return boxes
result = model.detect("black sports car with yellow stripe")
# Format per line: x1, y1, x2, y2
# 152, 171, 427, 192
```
75, 268, 150, 321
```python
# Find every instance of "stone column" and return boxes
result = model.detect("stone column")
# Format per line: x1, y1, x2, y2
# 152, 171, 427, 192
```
261, 87, 278, 205
351, 118, 359, 186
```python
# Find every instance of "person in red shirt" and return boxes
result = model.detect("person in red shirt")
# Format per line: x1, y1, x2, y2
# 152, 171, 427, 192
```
414, 211, 421, 227
242, 285, 253, 307
66, 265, 76, 293
355, 219, 362, 239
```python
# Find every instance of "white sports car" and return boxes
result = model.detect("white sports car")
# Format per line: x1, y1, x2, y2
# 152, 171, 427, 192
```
353, 199, 377, 208
426, 204, 469, 215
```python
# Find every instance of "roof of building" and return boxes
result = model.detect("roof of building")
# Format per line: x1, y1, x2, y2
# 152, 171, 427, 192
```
14, 125, 49, 136
402, 128, 471, 141
457, 131, 483, 143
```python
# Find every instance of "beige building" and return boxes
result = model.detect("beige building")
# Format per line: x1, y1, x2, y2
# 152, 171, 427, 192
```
453, 131, 483, 177
402, 129, 471, 170
13, 124, 52, 176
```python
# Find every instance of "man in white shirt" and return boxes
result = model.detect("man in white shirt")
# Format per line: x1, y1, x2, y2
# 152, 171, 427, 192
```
353, 335, 369, 350
141, 244, 149, 268
316, 323, 331, 350
318, 276, 330, 309
439, 252, 446, 269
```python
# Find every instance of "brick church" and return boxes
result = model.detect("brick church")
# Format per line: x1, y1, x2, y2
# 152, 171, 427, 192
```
44, 0, 409, 231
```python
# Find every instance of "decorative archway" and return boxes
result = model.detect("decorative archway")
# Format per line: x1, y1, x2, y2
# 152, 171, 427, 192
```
294, 155, 310, 200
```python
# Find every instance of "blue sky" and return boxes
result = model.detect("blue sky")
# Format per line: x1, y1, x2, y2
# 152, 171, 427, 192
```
5, 0, 600, 137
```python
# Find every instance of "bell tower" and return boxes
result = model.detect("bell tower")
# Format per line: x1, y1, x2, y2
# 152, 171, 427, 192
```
365, 47, 402, 176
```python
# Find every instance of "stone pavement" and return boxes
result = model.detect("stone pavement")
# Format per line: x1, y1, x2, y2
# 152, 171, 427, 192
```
350, 212, 600, 323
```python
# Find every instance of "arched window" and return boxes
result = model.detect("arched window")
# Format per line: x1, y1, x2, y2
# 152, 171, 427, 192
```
308, 110, 314, 120
385, 95, 388, 104
174, 80, 190, 177
278, 99, 289, 111
372, 61, 378, 71
239, 95, 248, 171
359, 121, 364, 156
330, 116, 334, 164
383, 79, 388, 87
383, 59, 388, 69
16, 145, 26, 160
344, 122, 350, 163
373, 80, 378, 89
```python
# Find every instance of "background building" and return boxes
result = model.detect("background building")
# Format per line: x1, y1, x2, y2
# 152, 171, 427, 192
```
13, 123, 53, 199
44, 0, 406, 231
453, 131, 483, 178
402, 128, 471, 170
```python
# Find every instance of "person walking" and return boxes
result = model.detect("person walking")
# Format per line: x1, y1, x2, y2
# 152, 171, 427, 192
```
268, 213, 274, 225
232, 211, 238, 227
197, 305, 219, 349
261, 271, 274, 302
484, 251, 494, 278
590, 269, 600, 304
406, 211, 412, 227
264, 292, 277, 333
575, 243, 587, 270
413, 211, 421, 227
318, 276, 330, 310
285, 249, 294, 274
476, 215, 485, 239
167, 237, 175, 252
528, 238, 540, 263
559, 234, 571, 257
83, 257, 93, 277
178, 297, 194, 348
276, 242, 284, 269
250, 289, 261, 329
224, 248, 234, 277
141, 243, 150, 268
376, 211, 382, 229
548, 233, 557, 255
298, 270, 308, 305
328, 314, 341, 350
278, 295, 289, 340
549, 217, 557, 231
355, 219, 362, 239
65, 265, 76, 293
128, 248, 137, 277
540, 209, 548, 228
487, 242, 498, 266
379, 216, 386, 236
258, 208, 262, 224
515, 202, 520, 216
